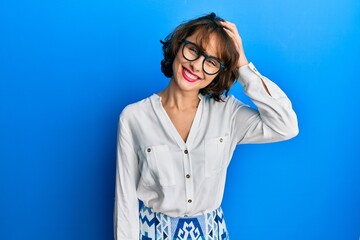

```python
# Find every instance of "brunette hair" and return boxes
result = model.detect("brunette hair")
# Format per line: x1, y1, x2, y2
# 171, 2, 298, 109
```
160, 12, 240, 101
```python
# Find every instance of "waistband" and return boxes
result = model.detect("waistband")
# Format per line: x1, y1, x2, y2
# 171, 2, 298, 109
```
139, 204, 229, 239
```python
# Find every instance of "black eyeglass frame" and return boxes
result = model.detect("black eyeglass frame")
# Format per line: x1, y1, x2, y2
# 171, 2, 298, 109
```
181, 39, 225, 75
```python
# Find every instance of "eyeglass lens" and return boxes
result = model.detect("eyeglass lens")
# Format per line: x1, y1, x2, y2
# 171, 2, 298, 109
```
182, 42, 222, 75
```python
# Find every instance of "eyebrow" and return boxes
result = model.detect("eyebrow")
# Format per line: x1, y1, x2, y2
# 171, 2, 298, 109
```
184, 39, 225, 68
185, 39, 221, 60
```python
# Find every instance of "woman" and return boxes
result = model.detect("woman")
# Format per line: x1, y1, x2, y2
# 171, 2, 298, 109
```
114, 13, 298, 240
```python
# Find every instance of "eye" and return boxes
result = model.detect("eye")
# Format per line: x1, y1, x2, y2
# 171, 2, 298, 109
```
189, 46, 199, 55
206, 58, 219, 67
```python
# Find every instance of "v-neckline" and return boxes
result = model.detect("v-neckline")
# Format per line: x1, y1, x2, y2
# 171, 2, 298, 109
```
153, 93, 203, 147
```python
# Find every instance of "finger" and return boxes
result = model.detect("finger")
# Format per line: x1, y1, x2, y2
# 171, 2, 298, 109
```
223, 28, 241, 49
223, 27, 235, 38
219, 20, 235, 26
219, 21, 237, 31
223, 27, 242, 45
220, 21, 240, 37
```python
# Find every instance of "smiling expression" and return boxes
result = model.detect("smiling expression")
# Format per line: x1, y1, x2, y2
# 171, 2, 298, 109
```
171, 32, 222, 94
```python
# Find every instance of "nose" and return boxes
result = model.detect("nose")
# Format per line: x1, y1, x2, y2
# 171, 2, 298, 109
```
189, 56, 204, 73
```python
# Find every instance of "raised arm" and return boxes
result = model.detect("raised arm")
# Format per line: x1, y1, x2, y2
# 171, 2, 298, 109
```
220, 20, 298, 143
231, 63, 299, 144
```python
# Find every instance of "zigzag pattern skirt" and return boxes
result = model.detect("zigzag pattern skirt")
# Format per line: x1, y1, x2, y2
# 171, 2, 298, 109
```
139, 203, 230, 240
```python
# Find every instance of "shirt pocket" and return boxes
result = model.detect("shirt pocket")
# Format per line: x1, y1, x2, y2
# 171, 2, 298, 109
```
144, 145, 176, 187
204, 135, 228, 178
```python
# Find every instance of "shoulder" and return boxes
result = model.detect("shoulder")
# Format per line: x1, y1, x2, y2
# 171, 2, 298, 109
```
119, 94, 155, 121
201, 94, 245, 110
225, 95, 246, 108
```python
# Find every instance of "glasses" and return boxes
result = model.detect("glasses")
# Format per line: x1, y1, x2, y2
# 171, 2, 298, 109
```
181, 39, 225, 75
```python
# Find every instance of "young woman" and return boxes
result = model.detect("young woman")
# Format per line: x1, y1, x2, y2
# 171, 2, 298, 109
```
114, 12, 298, 240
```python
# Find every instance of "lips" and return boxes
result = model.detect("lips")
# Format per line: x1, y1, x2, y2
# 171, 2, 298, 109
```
182, 67, 200, 83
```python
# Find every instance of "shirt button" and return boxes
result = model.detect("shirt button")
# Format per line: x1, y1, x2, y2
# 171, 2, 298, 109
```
184, 150, 188, 154
186, 174, 190, 178
188, 199, 192, 203
219, 138, 223, 143
147, 148, 151, 152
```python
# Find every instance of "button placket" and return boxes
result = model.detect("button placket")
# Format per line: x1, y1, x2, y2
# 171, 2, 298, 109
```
183, 147, 194, 214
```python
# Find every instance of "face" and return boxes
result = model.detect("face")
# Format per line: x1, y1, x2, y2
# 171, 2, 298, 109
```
171, 32, 222, 94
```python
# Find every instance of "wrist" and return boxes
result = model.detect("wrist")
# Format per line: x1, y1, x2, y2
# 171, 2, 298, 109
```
238, 52, 249, 68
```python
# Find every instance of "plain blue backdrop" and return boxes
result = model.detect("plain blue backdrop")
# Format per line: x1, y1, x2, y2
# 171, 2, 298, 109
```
1, 0, 359, 239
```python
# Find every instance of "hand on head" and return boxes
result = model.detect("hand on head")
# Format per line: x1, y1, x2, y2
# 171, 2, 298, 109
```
219, 20, 249, 68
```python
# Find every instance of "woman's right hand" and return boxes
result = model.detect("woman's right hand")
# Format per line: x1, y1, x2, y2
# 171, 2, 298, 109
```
219, 20, 249, 68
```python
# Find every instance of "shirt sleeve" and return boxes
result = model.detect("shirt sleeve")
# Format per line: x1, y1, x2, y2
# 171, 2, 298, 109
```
231, 62, 299, 144
114, 114, 140, 240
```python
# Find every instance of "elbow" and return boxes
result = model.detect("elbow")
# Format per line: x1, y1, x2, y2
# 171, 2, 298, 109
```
287, 125, 299, 139
280, 111, 299, 140
281, 122, 299, 140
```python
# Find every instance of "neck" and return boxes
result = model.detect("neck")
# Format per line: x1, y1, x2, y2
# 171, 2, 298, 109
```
158, 80, 200, 111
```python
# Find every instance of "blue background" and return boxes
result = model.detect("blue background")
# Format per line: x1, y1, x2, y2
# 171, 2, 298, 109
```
1, 0, 359, 239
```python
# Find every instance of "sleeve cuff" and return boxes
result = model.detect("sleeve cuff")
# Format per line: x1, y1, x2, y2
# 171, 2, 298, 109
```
238, 62, 264, 89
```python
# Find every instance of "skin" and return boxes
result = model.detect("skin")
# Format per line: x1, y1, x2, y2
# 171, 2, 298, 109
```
158, 20, 262, 142
219, 20, 249, 68
221, 20, 271, 95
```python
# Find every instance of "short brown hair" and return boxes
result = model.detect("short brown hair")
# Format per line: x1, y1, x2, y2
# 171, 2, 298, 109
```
160, 12, 240, 101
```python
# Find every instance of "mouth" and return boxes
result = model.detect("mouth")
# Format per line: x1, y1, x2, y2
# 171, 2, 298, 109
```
182, 67, 200, 83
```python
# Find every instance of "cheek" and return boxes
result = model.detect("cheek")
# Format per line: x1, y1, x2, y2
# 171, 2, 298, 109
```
172, 54, 184, 73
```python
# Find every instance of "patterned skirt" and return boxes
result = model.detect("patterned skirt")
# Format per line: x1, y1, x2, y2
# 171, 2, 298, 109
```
139, 203, 230, 240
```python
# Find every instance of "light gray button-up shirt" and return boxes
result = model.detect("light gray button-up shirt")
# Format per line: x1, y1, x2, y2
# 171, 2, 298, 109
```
114, 62, 299, 239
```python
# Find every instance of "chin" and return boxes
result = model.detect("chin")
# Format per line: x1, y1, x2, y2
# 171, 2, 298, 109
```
174, 74, 201, 93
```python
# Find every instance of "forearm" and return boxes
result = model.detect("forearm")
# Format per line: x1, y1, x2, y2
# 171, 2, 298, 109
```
236, 62, 299, 143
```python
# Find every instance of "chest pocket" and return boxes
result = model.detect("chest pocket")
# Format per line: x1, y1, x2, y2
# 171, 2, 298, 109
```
204, 136, 228, 178
144, 145, 176, 187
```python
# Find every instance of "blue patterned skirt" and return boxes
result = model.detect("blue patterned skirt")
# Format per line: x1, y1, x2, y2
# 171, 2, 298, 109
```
139, 203, 230, 240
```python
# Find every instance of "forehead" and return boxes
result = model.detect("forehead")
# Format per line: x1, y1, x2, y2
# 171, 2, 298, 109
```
186, 30, 223, 59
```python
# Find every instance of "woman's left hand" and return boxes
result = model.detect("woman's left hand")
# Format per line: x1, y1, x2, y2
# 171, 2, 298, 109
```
220, 20, 249, 68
